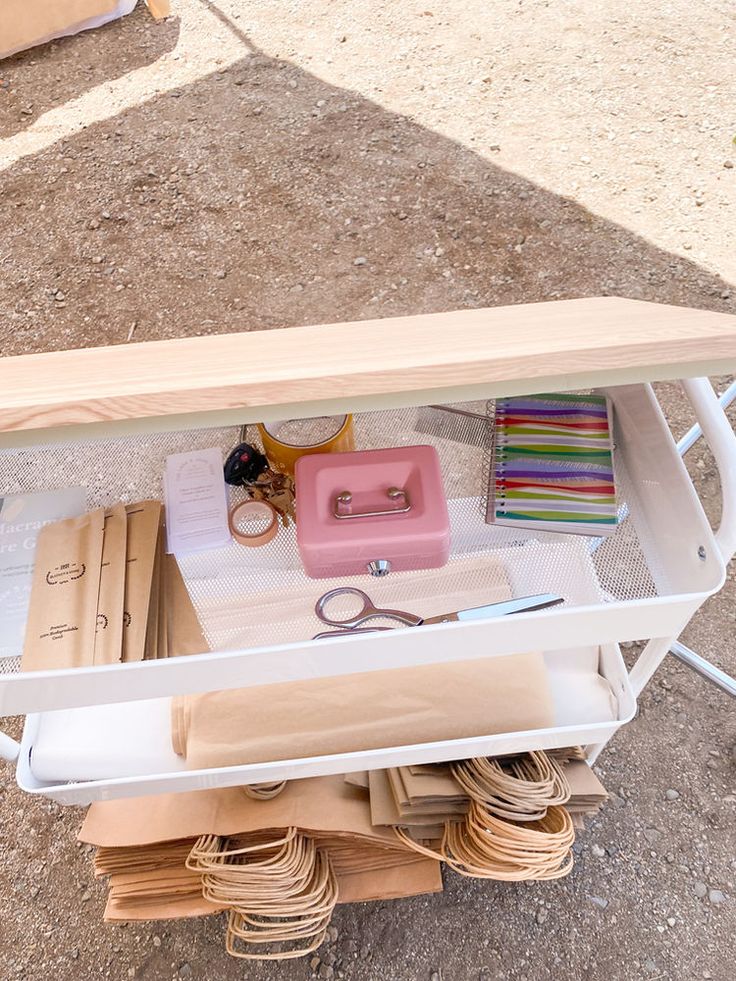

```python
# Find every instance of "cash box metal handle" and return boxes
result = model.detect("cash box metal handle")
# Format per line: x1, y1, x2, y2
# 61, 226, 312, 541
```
333, 486, 411, 519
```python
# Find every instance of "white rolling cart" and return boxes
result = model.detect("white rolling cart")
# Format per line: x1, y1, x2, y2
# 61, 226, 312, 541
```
0, 296, 735, 805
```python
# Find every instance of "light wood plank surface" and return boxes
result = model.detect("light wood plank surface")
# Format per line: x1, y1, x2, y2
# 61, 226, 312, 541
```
1, 297, 735, 435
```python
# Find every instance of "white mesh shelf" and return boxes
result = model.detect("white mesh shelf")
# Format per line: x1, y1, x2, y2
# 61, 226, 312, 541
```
0, 383, 725, 716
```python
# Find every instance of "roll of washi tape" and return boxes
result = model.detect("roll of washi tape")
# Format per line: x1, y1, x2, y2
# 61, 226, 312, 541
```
229, 499, 279, 547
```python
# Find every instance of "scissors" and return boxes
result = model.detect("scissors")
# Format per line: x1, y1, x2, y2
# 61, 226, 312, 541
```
313, 587, 564, 639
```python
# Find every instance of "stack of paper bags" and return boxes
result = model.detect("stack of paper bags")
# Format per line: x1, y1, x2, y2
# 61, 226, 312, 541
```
360, 751, 606, 840
359, 753, 609, 884
79, 759, 607, 927
360, 766, 469, 844
94, 839, 216, 921
79, 776, 443, 922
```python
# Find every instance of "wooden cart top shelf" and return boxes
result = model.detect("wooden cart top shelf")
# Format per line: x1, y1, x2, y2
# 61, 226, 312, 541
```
1, 297, 735, 441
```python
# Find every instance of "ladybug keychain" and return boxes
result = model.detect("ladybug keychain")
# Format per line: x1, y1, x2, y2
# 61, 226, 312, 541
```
224, 440, 297, 527
224, 442, 269, 486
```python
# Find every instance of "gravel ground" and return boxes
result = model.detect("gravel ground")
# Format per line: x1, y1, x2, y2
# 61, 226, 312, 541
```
0, 2, 734, 979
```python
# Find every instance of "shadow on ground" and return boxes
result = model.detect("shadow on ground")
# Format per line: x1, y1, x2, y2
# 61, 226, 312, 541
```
0, 3, 733, 356
0, 8, 181, 141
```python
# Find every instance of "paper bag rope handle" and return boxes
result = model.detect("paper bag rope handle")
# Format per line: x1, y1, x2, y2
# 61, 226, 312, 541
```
243, 781, 287, 800
395, 801, 574, 881
450, 751, 571, 822
188, 832, 339, 961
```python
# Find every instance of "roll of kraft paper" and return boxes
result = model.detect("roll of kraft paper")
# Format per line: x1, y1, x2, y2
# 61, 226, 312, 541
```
171, 653, 554, 769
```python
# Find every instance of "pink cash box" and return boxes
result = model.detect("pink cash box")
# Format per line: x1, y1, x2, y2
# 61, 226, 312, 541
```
295, 445, 451, 579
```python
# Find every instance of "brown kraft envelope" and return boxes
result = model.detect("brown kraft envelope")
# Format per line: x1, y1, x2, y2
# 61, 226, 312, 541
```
122, 501, 161, 663
156, 517, 169, 660
93, 504, 127, 665
143, 522, 162, 662
22, 509, 105, 671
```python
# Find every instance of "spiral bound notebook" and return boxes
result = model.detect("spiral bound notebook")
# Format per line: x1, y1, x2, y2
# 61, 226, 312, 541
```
486, 393, 618, 536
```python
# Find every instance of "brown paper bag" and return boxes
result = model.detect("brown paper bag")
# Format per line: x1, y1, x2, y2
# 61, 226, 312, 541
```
22, 509, 105, 671
104, 890, 223, 922
171, 653, 554, 769
387, 768, 467, 818
369, 770, 459, 828
336, 859, 442, 903
564, 760, 608, 814
407, 763, 449, 776
122, 501, 161, 663
1, 0, 118, 59
80, 777, 408, 850
87, 779, 445, 925
102, 857, 441, 920
397, 765, 467, 805
344, 772, 369, 790
110, 868, 202, 897
314, 837, 426, 875
402, 825, 444, 843
94, 839, 196, 876
93, 504, 127, 665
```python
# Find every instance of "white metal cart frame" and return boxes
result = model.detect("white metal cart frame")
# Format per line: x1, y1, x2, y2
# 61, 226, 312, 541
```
668, 379, 736, 699
0, 296, 734, 801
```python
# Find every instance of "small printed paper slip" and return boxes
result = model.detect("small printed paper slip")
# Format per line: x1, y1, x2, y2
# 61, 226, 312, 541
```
486, 393, 618, 537
164, 449, 230, 556
0, 486, 86, 660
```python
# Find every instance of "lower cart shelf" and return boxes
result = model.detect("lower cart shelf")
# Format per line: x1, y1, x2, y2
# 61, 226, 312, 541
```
17, 643, 635, 805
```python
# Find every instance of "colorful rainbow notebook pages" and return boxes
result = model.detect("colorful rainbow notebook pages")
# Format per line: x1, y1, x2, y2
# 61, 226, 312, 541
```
486, 393, 618, 537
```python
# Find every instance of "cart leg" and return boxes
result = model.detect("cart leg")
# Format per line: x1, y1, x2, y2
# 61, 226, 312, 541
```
627, 636, 676, 698
669, 640, 736, 698
676, 378, 736, 457
585, 636, 675, 764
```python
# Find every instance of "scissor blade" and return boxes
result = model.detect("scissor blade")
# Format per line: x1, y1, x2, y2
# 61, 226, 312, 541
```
313, 627, 394, 640
452, 593, 564, 621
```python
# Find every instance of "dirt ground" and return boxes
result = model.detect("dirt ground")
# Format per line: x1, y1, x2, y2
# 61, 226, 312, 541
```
0, 1, 734, 979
